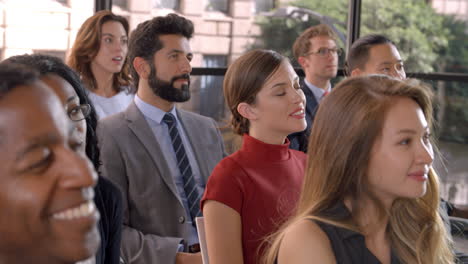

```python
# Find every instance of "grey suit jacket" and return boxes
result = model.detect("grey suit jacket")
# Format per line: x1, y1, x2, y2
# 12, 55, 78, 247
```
97, 102, 226, 264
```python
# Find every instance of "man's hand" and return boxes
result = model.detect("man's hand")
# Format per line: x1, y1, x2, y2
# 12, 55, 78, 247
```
175, 252, 203, 264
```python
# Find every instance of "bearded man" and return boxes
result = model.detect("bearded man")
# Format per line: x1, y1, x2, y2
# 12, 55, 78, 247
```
97, 13, 226, 264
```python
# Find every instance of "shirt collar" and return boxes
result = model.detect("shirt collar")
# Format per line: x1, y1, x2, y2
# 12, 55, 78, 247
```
134, 94, 178, 124
304, 79, 331, 102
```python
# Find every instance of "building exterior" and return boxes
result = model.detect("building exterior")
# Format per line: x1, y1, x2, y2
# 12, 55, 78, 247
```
431, 0, 468, 20
0, 0, 274, 120
0, 0, 94, 60
0, 0, 276, 65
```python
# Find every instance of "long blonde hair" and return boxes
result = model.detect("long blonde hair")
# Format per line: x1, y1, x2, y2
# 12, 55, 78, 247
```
263, 75, 454, 264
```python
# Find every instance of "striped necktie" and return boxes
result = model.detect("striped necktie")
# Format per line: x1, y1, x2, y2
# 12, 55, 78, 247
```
163, 113, 202, 222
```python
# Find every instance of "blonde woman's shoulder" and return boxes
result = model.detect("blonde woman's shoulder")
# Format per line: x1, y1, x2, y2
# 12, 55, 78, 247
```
277, 218, 336, 264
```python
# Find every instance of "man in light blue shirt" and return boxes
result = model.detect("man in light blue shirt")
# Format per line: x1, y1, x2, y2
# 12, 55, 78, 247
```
134, 96, 204, 249
98, 14, 225, 264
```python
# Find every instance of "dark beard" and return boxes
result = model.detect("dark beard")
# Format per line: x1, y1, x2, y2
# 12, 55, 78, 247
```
148, 63, 191, 102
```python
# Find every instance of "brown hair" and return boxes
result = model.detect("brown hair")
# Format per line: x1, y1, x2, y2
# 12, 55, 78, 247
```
345, 34, 395, 76
292, 24, 337, 61
224, 49, 286, 135
263, 75, 454, 264
127, 13, 193, 88
67, 10, 132, 93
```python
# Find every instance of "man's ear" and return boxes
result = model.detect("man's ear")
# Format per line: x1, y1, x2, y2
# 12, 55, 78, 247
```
350, 68, 363, 77
237, 102, 258, 121
297, 56, 308, 69
133, 57, 150, 79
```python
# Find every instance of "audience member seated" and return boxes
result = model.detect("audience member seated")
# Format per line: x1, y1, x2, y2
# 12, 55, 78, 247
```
68, 10, 134, 119
287, 24, 341, 153
3, 54, 123, 264
346, 34, 468, 259
201, 49, 307, 264
345, 34, 406, 80
97, 13, 225, 264
0, 62, 100, 264
264, 75, 455, 264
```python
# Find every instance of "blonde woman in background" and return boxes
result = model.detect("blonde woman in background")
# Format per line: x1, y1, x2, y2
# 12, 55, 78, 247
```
264, 75, 455, 264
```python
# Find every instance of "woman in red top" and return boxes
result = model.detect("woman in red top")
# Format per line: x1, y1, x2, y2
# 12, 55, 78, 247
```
201, 49, 307, 264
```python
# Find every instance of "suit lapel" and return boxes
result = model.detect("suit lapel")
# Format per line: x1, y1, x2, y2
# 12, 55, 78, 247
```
301, 80, 319, 126
302, 81, 318, 116
176, 109, 209, 183
125, 102, 181, 201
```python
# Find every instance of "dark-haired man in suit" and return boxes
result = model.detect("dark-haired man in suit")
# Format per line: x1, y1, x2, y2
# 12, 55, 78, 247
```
98, 14, 225, 264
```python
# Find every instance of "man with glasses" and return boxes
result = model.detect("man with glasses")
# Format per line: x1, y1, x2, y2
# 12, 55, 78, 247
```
288, 24, 342, 152
345, 34, 406, 80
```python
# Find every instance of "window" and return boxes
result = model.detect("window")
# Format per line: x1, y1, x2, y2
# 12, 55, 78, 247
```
206, 0, 229, 13
255, 0, 275, 13
153, 0, 179, 10
33, 50, 66, 61
113, 0, 128, 9
360, 0, 468, 206
428, 79, 468, 207
253, 3, 348, 66
200, 55, 227, 121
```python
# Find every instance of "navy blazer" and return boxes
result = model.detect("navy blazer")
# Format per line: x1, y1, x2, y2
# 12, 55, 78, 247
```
95, 176, 123, 264
288, 79, 319, 153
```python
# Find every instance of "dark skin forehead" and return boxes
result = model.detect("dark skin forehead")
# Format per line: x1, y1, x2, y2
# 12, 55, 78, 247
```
0, 81, 69, 157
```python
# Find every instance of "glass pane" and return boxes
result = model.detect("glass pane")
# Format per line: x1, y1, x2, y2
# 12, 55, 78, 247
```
360, 0, 468, 74
33, 49, 66, 61
0, 0, 94, 61
113, 0, 128, 9
427, 79, 468, 207
252, 0, 348, 69
206, 0, 229, 13
254, 0, 274, 13
153, 0, 179, 10
200, 55, 227, 121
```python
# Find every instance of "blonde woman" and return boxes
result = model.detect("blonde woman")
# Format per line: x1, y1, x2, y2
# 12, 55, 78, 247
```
264, 75, 455, 264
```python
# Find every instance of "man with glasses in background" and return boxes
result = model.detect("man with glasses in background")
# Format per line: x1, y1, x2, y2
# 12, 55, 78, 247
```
287, 24, 342, 152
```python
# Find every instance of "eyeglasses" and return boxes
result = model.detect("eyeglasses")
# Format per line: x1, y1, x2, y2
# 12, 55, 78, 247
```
304, 47, 343, 58
378, 61, 406, 79
67, 104, 91, 122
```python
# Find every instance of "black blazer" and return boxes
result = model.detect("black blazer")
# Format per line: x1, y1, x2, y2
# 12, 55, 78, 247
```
95, 176, 123, 264
288, 79, 319, 153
